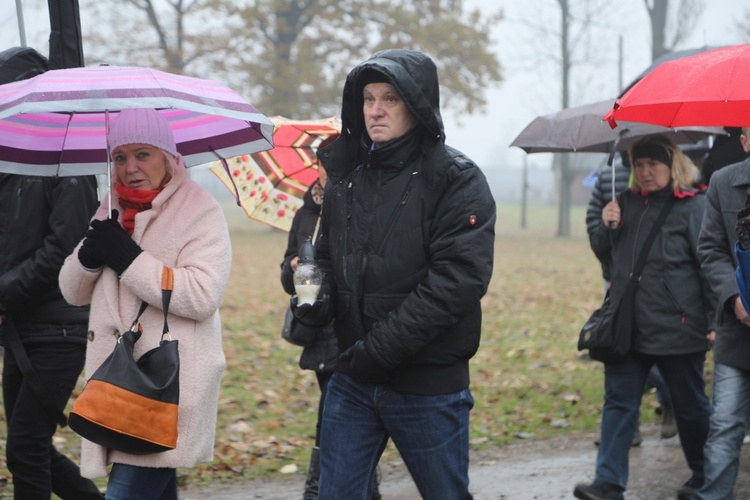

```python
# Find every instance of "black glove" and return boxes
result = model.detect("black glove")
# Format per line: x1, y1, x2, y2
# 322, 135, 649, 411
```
78, 236, 104, 269
340, 340, 390, 384
737, 196, 750, 251
290, 293, 331, 327
86, 209, 143, 276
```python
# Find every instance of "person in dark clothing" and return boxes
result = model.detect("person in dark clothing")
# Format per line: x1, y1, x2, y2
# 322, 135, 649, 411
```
290, 49, 496, 498
280, 137, 382, 500
700, 127, 749, 186
0, 174, 101, 500
575, 136, 713, 500
281, 165, 338, 499
0, 47, 103, 500
585, 153, 676, 443
586, 153, 632, 283
695, 127, 750, 499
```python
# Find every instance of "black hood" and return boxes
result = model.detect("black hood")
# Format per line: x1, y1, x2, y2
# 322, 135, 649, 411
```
320, 49, 445, 178
341, 49, 444, 143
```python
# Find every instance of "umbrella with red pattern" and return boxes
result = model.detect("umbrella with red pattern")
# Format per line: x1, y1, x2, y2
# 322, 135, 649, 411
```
210, 116, 341, 231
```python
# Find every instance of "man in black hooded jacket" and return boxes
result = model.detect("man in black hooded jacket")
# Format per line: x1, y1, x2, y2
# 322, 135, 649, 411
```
0, 46, 102, 499
292, 49, 496, 498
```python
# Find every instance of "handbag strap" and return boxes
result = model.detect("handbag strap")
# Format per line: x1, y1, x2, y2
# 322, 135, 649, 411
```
129, 267, 174, 340
631, 196, 677, 280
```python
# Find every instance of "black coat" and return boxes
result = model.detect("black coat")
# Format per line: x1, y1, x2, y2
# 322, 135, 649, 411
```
317, 50, 496, 395
586, 159, 631, 281
0, 174, 98, 341
592, 186, 713, 355
280, 184, 338, 372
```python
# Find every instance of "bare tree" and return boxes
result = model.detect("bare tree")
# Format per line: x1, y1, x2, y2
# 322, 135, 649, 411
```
643, 0, 704, 61
553, 0, 611, 237
556, 0, 574, 238
738, 9, 750, 40
508, 0, 625, 236
82, 0, 502, 120
83, 0, 231, 74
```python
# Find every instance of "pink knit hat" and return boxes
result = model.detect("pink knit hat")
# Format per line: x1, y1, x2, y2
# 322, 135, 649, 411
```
108, 108, 178, 157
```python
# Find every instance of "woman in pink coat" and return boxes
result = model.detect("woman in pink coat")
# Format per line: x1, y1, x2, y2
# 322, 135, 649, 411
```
59, 108, 231, 499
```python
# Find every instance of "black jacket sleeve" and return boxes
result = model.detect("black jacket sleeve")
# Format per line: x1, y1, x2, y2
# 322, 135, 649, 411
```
0, 176, 98, 313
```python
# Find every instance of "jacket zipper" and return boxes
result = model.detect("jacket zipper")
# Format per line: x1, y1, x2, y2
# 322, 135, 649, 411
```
376, 170, 419, 255
660, 278, 686, 324
630, 200, 651, 273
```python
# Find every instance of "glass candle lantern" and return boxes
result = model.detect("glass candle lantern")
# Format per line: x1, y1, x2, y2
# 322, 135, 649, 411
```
293, 238, 322, 305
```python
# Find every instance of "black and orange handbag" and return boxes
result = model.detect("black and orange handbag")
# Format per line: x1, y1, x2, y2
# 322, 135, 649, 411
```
69, 267, 179, 454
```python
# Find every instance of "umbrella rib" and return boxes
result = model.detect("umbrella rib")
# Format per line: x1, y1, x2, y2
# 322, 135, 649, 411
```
56, 112, 76, 177
213, 148, 241, 207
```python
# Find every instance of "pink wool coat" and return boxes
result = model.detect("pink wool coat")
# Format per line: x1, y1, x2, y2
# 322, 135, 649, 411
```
59, 170, 231, 479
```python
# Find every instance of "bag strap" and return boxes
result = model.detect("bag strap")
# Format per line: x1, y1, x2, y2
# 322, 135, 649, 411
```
631, 197, 677, 280
161, 267, 173, 339
130, 267, 174, 340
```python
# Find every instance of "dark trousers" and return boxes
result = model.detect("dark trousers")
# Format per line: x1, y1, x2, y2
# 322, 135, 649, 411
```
314, 371, 334, 446
3, 331, 102, 500
595, 351, 710, 491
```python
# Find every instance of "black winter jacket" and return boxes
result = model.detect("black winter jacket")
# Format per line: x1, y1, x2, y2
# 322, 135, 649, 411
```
280, 183, 338, 372
591, 186, 714, 355
0, 174, 98, 341
317, 50, 496, 395
586, 159, 631, 281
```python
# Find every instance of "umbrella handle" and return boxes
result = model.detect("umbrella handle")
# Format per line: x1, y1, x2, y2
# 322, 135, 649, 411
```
105, 110, 112, 217
607, 132, 624, 231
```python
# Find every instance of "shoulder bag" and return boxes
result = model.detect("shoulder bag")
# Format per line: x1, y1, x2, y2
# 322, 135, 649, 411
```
281, 305, 318, 347
68, 267, 180, 454
578, 197, 676, 363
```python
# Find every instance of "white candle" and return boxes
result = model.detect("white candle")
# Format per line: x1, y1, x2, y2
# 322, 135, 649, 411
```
296, 284, 321, 306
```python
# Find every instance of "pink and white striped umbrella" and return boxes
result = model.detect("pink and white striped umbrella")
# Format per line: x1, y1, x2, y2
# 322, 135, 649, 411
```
0, 65, 274, 176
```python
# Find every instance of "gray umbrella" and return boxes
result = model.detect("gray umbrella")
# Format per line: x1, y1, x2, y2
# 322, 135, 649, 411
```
509, 98, 725, 209
509, 99, 725, 155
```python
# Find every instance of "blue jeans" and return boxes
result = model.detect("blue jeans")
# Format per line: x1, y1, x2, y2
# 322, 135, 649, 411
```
318, 372, 474, 499
594, 351, 710, 495
697, 363, 750, 499
106, 464, 177, 500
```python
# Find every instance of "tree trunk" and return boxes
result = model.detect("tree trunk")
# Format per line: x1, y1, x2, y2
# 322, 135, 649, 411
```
556, 0, 572, 237
647, 0, 669, 61
556, 154, 573, 237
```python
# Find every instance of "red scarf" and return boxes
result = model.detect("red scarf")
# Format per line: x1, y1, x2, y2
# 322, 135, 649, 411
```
115, 184, 162, 235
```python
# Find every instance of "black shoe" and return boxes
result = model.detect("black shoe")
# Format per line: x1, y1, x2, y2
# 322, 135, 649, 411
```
573, 482, 622, 500
676, 476, 703, 500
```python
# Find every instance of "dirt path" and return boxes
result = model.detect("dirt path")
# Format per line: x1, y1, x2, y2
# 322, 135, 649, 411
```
181, 423, 750, 499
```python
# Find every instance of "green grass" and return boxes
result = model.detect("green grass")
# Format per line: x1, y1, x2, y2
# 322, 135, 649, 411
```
0, 202, 713, 494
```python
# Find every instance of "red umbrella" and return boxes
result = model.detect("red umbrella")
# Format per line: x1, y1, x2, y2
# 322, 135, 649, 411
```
605, 44, 750, 128
210, 116, 341, 231
617, 46, 724, 98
